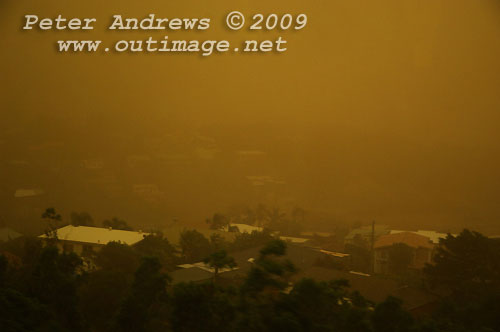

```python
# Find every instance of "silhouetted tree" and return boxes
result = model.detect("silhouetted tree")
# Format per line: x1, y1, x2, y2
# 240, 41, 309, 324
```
206, 213, 229, 230
114, 257, 170, 332
134, 234, 177, 271
79, 269, 130, 332
265, 207, 287, 231
28, 246, 84, 331
95, 241, 139, 275
70, 211, 94, 227
371, 296, 414, 332
425, 229, 500, 293
170, 282, 236, 332
243, 239, 296, 295
179, 229, 211, 262
423, 230, 500, 332
203, 250, 236, 282
41, 207, 63, 240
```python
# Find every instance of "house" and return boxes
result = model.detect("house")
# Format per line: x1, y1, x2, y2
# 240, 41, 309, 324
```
279, 236, 310, 244
373, 232, 434, 274
228, 223, 264, 234
294, 266, 440, 317
14, 188, 44, 198
38, 225, 149, 255
0, 227, 22, 242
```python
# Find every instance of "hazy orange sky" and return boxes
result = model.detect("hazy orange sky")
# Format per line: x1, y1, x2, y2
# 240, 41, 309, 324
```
1, 1, 500, 233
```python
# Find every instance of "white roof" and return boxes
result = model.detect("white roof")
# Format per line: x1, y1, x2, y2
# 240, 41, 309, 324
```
177, 262, 238, 274
279, 236, 310, 244
390, 230, 452, 244
229, 223, 263, 233
14, 189, 44, 198
319, 249, 350, 258
39, 225, 149, 246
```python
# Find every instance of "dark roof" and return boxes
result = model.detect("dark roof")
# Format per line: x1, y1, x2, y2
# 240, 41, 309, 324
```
170, 267, 214, 283
294, 266, 439, 309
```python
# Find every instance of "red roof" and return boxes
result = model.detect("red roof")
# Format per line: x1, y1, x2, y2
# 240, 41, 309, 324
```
374, 232, 434, 249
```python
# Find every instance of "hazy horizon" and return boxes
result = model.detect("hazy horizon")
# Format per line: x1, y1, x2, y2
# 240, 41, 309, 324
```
2, 0, 500, 235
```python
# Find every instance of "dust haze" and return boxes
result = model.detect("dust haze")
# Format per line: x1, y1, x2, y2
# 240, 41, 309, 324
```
1, 0, 500, 235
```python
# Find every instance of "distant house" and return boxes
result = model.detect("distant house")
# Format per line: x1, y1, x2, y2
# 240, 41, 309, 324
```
279, 236, 310, 244
14, 189, 44, 198
39, 225, 149, 255
228, 223, 264, 234
300, 231, 334, 238
0, 227, 22, 242
373, 232, 434, 274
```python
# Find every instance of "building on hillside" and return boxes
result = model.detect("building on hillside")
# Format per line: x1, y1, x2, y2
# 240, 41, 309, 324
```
0, 227, 22, 242
279, 236, 310, 244
300, 231, 334, 238
228, 223, 264, 233
373, 232, 434, 274
38, 225, 149, 255
14, 188, 44, 198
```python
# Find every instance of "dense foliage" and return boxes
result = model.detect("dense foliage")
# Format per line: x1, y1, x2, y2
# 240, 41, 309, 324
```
0, 229, 499, 331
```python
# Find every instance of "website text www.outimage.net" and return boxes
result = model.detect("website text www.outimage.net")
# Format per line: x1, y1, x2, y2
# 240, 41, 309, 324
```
22, 12, 308, 56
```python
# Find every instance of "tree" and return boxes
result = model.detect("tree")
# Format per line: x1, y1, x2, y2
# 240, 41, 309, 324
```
243, 239, 296, 295
179, 229, 211, 262
170, 282, 236, 332
209, 233, 228, 251
230, 229, 275, 252
28, 246, 84, 331
102, 217, 132, 231
114, 257, 170, 332
95, 241, 139, 275
424, 229, 500, 293
203, 250, 236, 282
41, 207, 63, 240
79, 269, 130, 332
206, 213, 229, 230
134, 234, 177, 271
424, 229, 500, 332
254, 204, 269, 227
0, 287, 62, 331
70, 211, 94, 227
265, 207, 287, 231
287, 278, 372, 332
371, 296, 414, 332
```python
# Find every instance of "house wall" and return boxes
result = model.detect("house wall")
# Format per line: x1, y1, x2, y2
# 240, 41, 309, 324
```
374, 246, 433, 274
56, 241, 102, 256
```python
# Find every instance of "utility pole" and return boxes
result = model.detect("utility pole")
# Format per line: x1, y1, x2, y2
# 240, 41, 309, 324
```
371, 220, 375, 274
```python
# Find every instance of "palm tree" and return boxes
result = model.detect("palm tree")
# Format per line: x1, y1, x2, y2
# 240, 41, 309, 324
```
265, 207, 287, 231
